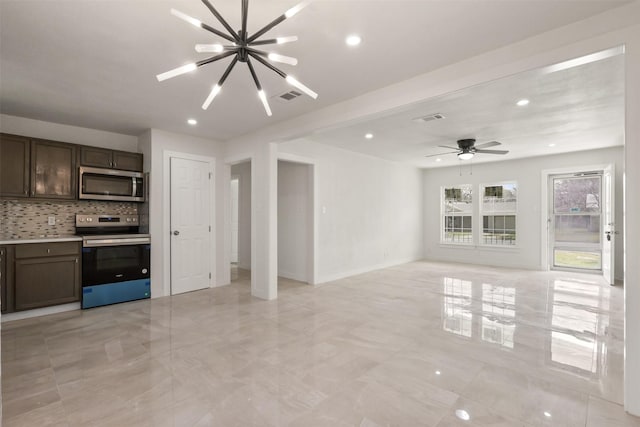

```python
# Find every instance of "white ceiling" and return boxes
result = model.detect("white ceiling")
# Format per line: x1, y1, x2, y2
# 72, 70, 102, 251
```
307, 50, 625, 168
0, 0, 630, 144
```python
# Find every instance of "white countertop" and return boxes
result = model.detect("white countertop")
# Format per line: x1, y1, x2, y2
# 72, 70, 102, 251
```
0, 235, 82, 245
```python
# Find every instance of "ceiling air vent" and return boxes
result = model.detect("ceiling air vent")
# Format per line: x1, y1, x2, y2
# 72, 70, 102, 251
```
278, 90, 302, 101
413, 113, 446, 123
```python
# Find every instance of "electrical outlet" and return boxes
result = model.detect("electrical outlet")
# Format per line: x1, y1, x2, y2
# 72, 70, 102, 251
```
48, 216, 56, 225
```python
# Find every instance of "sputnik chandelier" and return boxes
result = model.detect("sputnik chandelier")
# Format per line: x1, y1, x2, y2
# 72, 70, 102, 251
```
156, 0, 317, 116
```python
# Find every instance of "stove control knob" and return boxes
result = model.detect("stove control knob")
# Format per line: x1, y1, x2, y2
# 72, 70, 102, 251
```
87, 218, 93, 222
132, 218, 137, 222
79, 218, 84, 222
126, 218, 131, 223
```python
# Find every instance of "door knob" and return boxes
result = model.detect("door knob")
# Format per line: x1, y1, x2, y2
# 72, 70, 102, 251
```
173, 230, 180, 236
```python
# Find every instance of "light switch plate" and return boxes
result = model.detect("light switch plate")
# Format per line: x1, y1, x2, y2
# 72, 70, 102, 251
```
48, 216, 56, 225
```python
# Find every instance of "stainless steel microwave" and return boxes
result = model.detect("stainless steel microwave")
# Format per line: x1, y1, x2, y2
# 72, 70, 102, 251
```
79, 167, 145, 202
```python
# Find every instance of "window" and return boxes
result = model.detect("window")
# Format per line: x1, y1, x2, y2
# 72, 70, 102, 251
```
481, 182, 517, 245
442, 184, 472, 244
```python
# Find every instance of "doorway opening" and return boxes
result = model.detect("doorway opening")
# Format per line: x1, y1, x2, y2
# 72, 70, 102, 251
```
277, 158, 315, 288
547, 166, 615, 284
230, 161, 251, 284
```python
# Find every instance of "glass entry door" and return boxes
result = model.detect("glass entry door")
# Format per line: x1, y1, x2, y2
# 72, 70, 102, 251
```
550, 173, 602, 271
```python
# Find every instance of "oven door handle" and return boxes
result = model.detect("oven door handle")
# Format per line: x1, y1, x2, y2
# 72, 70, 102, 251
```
83, 237, 151, 247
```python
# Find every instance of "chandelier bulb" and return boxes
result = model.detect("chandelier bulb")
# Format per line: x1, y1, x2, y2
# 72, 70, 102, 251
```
195, 44, 224, 53
268, 53, 298, 66
276, 36, 298, 44
284, 2, 309, 19
170, 9, 202, 28
258, 90, 272, 116
202, 84, 222, 110
156, 63, 198, 82
285, 76, 317, 99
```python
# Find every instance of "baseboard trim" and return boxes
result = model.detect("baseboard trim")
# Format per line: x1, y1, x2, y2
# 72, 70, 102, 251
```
1, 302, 81, 323
316, 257, 421, 284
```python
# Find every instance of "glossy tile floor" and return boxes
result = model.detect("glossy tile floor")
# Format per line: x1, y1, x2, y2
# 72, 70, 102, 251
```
2, 261, 639, 426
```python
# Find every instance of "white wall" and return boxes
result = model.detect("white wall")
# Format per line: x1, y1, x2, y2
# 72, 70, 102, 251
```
230, 161, 251, 271
279, 139, 424, 283
423, 146, 624, 278
278, 161, 309, 282
141, 129, 226, 298
0, 114, 138, 151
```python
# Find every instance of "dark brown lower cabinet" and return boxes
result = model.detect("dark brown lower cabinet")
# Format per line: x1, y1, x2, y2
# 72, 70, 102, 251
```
12, 242, 81, 311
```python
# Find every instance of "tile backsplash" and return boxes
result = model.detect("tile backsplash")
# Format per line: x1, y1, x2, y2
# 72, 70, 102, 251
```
0, 199, 138, 239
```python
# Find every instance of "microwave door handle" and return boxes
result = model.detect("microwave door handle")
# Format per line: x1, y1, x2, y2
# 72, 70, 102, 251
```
132, 177, 137, 197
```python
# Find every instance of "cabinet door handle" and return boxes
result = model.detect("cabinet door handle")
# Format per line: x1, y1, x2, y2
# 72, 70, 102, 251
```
47, 249, 51, 254
24, 190, 28, 195
75, 258, 78, 264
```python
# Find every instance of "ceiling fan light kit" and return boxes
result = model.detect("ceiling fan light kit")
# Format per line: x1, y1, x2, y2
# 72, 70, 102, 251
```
157, 0, 316, 116
425, 138, 509, 160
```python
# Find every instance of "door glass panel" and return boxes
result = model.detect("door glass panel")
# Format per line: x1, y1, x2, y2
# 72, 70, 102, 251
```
554, 215, 601, 243
554, 249, 601, 270
551, 174, 603, 271
553, 177, 601, 213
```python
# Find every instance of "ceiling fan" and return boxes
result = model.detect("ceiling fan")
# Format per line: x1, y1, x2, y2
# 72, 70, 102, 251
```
425, 139, 509, 160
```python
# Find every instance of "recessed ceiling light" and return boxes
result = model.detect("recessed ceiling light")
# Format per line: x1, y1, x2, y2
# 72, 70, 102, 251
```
435, 159, 442, 163
544, 411, 552, 418
516, 99, 530, 107
435, 370, 442, 374
548, 143, 556, 147
187, 119, 197, 125
365, 133, 374, 139
346, 35, 362, 46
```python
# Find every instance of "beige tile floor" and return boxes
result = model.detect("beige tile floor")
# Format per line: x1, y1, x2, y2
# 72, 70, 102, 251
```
2, 261, 639, 426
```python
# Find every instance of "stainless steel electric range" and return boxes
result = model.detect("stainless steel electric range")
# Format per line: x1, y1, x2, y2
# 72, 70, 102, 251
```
76, 214, 150, 309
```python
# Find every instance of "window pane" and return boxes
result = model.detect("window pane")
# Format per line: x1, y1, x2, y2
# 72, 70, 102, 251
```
505, 215, 516, 230
483, 183, 517, 213
442, 185, 472, 243
495, 216, 505, 230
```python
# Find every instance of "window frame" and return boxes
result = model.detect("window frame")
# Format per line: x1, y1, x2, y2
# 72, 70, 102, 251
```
441, 184, 474, 245
479, 181, 518, 247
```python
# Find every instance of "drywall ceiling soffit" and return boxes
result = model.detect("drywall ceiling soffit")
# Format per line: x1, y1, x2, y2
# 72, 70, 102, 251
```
0, 0, 630, 141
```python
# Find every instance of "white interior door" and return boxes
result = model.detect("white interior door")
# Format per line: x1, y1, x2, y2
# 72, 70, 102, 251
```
230, 177, 239, 264
602, 165, 615, 285
170, 157, 211, 295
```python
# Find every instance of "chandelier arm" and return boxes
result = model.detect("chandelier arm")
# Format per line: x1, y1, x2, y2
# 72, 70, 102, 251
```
245, 47, 267, 57
195, 50, 238, 68
248, 52, 286, 78
248, 39, 279, 46
246, 15, 286, 43
241, 0, 249, 41
246, 57, 262, 90
218, 56, 240, 86
200, 0, 241, 42
201, 23, 236, 42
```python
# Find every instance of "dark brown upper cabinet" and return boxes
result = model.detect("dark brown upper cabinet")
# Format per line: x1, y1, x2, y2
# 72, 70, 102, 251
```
80, 146, 143, 172
0, 133, 31, 198
30, 138, 77, 199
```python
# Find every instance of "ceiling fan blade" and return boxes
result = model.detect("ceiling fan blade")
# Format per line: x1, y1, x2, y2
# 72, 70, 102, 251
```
475, 141, 501, 149
425, 151, 458, 158
475, 149, 509, 155
438, 145, 461, 150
